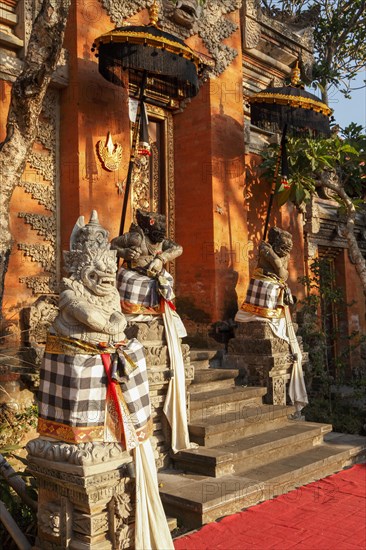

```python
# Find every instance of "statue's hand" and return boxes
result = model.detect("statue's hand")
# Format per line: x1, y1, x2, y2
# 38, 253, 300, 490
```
104, 312, 126, 336
148, 257, 164, 275
124, 247, 141, 261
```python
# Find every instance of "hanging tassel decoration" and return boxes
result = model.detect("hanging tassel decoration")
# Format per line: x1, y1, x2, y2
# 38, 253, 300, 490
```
138, 102, 151, 156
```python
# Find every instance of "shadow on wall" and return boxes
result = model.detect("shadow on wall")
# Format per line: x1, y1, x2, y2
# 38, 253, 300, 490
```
245, 155, 281, 273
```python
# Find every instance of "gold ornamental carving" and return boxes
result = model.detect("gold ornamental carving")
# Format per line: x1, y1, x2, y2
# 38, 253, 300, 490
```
97, 132, 123, 172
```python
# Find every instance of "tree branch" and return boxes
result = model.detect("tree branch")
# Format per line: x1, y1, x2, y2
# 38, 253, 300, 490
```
0, 0, 71, 316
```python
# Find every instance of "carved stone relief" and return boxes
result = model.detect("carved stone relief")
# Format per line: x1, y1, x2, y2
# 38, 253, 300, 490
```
17, 87, 59, 295
101, 0, 242, 76
21, 294, 58, 365
27, 439, 129, 467
18, 213, 56, 244
38, 502, 61, 537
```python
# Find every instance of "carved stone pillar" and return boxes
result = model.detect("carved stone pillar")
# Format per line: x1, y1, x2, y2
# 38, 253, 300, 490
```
125, 318, 194, 470
26, 440, 134, 550
224, 321, 304, 405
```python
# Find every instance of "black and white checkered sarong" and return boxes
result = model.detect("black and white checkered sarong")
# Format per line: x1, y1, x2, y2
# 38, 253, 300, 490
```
245, 278, 281, 309
117, 268, 173, 307
38, 338, 150, 431
115, 341, 151, 429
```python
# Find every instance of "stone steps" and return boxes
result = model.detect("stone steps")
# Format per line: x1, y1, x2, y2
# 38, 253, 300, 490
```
160, 433, 366, 529
192, 368, 239, 384
173, 421, 333, 477
190, 387, 267, 421
189, 377, 236, 394
160, 348, 366, 532
189, 404, 296, 447
190, 349, 220, 362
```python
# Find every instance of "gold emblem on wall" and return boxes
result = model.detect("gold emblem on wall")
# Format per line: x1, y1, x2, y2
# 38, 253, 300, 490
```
97, 132, 123, 172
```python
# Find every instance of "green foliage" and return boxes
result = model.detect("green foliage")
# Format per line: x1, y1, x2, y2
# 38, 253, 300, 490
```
260, 1, 366, 102
261, 125, 366, 207
297, 258, 366, 433
0, 404, 38, 448
0, 449, 37, 548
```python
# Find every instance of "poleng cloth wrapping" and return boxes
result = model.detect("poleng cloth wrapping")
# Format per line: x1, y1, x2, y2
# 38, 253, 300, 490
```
238, 270, 308, 411
117, 267, 174, 314
239, 268, 291, 319
37, 335, 152, 449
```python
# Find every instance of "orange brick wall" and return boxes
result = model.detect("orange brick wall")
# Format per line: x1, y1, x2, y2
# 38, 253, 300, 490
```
175, 9, 248, 322
59, 2, 131, 252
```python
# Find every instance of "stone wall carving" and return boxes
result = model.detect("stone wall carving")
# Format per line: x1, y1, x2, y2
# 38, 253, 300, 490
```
18, 213, 56, 244
38, 502, 61, 537
21, 294, 58, 367
101, 0, 242, 76
17, 87, 59, 295
27, 439, 129, 467
17, 243, 56, 271
19, 181, 56, 211
18, 275, 57, 295
27, 441, 135, 550
243, 0, 262, 49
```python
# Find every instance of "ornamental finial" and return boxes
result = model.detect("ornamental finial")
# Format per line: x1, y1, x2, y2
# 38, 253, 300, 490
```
149, 0, 159, 26
291, 60, 301, 87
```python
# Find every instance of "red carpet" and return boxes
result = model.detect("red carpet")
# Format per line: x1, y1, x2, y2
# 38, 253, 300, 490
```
174, 464, 366, 550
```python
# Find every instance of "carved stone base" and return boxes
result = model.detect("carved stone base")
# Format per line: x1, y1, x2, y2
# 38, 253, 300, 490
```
27, 439, 134, 550
125, 317, 193, 469
225, 320, 303, 406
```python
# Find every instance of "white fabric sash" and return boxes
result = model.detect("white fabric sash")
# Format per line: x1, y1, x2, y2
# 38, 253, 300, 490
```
162, 302, 194, 453
134, 438, 174, 550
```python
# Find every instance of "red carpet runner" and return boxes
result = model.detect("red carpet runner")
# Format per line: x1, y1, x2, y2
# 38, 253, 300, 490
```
174, 464, 366, 550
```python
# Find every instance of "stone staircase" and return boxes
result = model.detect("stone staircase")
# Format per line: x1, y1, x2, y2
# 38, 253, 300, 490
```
159, 349, 366, 530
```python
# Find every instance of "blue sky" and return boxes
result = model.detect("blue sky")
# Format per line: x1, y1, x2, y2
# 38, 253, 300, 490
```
315, 70, 366, 132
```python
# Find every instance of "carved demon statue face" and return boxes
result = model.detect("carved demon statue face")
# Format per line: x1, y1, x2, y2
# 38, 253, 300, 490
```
268, 227, 293, 258
80, 255, 118, 297
64, 210, 119, 296
162, 0, 201, 30
136, 209, 166, 244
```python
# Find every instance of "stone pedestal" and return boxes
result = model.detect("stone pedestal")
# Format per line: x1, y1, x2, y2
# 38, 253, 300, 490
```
224, 321, 303, 405
27, 318, 193, 549
26, 440, 135, 550
125, 317, 194, 469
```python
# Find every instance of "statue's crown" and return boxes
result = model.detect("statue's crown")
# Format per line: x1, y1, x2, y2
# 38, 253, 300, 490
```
63, 211, 117, 275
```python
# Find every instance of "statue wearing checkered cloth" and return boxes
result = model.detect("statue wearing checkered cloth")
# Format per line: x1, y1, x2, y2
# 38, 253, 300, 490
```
37, 210, 153, 447
111, 209, 183, 314
235, 226, 308, 412
239, 227, 294, 319
112, 209, 195, 454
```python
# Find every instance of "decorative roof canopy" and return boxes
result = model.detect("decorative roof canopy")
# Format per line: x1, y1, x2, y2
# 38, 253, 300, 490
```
92, 18, 204, 104
249, 63, 332, 137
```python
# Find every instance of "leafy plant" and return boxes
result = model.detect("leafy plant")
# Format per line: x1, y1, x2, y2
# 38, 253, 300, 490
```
260, 1, 366, 104
297, 258, 366, 432
0, 449, 37, 548
261, 127, 366, 207
0, 404, 38, 448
